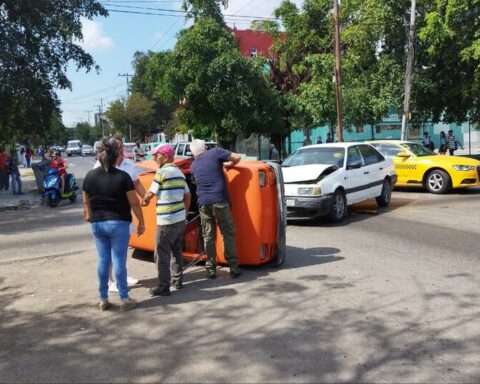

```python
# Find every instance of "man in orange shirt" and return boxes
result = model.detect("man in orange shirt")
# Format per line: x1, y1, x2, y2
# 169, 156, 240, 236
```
50, 151, 67, 191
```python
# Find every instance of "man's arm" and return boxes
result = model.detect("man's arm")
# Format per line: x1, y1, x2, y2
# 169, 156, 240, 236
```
141, 191, 155, 206
223, 152, 241, 168
134, 179, 146, 199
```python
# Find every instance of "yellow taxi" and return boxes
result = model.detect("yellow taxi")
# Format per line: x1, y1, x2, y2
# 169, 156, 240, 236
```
369, 140, 480, 194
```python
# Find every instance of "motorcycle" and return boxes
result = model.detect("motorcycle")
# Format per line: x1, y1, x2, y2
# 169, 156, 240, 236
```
43, 168, 78, 207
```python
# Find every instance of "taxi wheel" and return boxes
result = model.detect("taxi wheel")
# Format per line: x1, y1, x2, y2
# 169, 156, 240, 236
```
328, 189, 346, 222
425, 169, 451, 194
376, 178, 392, 207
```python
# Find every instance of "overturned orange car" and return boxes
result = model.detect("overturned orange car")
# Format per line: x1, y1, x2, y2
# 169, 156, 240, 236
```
129, 158, 286, 266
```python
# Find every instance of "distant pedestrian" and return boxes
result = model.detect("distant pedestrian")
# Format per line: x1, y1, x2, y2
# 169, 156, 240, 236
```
447, 130, 463, 156
421, 132, 434, 151
0, 145, 8, 191
7, 149, 23, 195
438, 131, 447, 155
133, 141, 145, 163
326, 132, 333, 143
25, 147, 33, 167
20, 147, 27, 168
316, 136, 322, 144
268, 142, 279, 161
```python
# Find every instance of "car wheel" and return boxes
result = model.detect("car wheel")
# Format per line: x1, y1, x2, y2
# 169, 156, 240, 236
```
425, 169, 451, 194
376, 178, 392, 207
328, 189, 346, 222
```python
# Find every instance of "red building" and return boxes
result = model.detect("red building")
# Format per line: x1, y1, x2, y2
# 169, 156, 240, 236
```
230, 27, 276, 58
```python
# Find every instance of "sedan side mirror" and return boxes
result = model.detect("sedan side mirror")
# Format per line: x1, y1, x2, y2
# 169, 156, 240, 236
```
396, 151, 410, 158
346, 161, 362, 170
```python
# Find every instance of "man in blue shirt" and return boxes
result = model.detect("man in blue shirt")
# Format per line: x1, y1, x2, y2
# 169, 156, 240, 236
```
190, 139, 242, 279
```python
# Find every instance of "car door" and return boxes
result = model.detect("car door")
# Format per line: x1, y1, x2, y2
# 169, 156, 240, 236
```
345, 145, 367, 204
358, 144, 385, 198
176, 143, 186, 158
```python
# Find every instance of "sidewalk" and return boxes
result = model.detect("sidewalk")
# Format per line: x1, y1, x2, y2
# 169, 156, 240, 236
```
0, 167, 43, 211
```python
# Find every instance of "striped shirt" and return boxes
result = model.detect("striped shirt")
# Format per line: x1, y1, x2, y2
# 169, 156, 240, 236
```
149, 162, 189, 225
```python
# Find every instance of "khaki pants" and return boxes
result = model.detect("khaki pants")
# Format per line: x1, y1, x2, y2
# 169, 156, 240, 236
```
199, 202, 238, 272
154, 220, 186, 290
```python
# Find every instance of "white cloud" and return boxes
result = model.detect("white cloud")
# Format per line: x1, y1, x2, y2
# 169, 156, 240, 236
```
77, 18, 114, 52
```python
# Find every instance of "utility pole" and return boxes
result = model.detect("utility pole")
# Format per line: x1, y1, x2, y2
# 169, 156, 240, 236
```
333, 0, 344, 142
401, 0, 416, 141
96, 98, 104, 137
118, 73, 133, 141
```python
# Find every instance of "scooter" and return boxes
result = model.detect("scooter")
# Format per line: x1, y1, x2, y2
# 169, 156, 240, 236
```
43, 168, 78, 207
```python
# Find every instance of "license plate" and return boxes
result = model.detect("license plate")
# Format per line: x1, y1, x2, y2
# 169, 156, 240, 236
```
286, 199, 295, 207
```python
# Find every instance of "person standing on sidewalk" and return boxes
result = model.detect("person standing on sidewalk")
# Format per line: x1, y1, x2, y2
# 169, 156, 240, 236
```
447, 130, 463, 155
0, 145, 8, 191
189, 139, 242, 279
7, 149, 23, 195
93, 136, 146, 292
142, 144, 191, 296
83, 137, 145, 312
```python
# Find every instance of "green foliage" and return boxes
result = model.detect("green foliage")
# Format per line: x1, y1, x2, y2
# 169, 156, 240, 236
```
125, 93, 155, 141
182, 0, 227, 24
106, 100, 128, 136
75, 122, 95, 144
0, 0, 107, 141
156, 17, 283, 141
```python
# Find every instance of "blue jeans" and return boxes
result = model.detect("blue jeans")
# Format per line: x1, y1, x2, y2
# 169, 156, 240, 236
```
91, 220, 131, 301
11, 172, 22, 194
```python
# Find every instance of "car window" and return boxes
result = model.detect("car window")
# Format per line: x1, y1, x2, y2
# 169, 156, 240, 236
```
185, 144, 192, 157
401, 143, 435, 157
282, 147, 345, 167
370, 143, 404, 157
358, 145, 384, 165
176, 144, 185, 156
347, 146, 363, 167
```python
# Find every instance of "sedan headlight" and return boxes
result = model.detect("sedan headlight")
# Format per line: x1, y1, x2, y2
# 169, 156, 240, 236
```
298, 186, 321, 196
453, 165, 475, 171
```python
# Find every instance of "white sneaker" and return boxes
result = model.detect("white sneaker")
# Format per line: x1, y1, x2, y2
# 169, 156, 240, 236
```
108, 283, 119, 293
127, 276, 139, 286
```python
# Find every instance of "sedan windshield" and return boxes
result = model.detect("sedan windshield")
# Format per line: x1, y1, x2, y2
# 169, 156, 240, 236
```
282, 147, 345, 167
401, 143, 436, 157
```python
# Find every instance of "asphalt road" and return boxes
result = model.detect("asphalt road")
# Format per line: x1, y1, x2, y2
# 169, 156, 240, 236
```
0, 156, 479, 383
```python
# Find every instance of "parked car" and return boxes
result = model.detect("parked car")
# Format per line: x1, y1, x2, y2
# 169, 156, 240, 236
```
66, 140, 82, 156
81, 144, 94, 156
173, 141, 218, 159
129, 158, 286, 267
123, 142, 136, 160
369, 140, 480, 194
281, 143, 397, 222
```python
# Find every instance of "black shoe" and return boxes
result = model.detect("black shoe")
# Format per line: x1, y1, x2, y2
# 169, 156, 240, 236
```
230, 268, 242, 279
173, 280, 183, 290
149, 287, 171, 296
206, 269, 217, 279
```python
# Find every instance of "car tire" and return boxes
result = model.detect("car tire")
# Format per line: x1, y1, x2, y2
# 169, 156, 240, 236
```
328, 189, 346, 222
425, 169, 451, 194
376, 178, 392, 207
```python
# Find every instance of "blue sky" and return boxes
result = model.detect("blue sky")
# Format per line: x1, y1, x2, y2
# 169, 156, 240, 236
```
58, 0, 303, 127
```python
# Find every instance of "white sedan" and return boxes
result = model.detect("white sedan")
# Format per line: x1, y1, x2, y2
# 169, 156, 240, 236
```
281, 143, 397, 222
81, 144, 94, 156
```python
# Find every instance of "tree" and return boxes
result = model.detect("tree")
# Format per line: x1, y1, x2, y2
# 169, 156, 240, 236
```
131, 51, 175, 135
259, 0, 403, 142
125, 93, 155, 141
416, 0, 480, 124
157, 17, 283, 143
106, 100, 128, 136
181, 0, 227, 24
0, 0, 107, 141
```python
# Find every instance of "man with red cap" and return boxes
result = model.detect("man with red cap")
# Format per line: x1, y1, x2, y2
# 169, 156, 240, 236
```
142, 144, 191, 296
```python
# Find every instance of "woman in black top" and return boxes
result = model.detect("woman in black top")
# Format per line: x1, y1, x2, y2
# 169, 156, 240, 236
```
83, 137, 145, 312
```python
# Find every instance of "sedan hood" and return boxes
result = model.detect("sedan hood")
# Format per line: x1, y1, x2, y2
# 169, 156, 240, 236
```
282, 164, 335, 183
